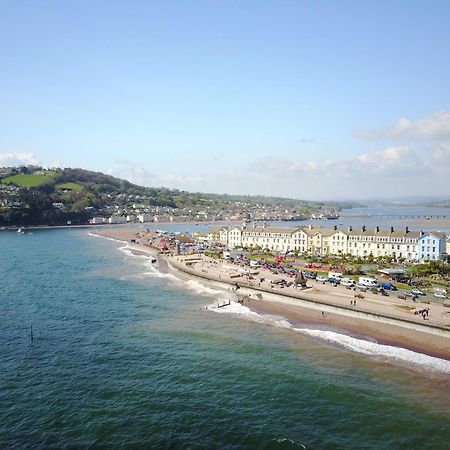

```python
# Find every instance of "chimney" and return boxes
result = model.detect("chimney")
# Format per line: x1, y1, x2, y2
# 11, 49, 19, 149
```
390, 226, 394, 233
405, 226, 409, 233
252, 221, 256, 228
375, 226, 380, 233
420, 230, 424, 236
362, 225, 366, 232
348, 226, 352, 232
334, 225, 337, 230
308, 224, 313, 230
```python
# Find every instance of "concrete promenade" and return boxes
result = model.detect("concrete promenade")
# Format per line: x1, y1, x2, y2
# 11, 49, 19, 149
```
168, 254, 450, 336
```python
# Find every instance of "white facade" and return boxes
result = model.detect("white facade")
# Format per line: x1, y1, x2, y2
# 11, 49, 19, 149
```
90, 217, 107, 224
137, 214, 153, 223
417, 232, 447, 260
108, 215, 127, 224
213, 225, 446, 261
153, 215, 172, 223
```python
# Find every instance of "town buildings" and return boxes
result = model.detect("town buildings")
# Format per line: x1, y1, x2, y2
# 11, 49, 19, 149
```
209, 223, 448, 261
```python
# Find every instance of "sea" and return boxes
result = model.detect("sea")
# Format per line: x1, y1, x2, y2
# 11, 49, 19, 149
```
1, 221, 450, 449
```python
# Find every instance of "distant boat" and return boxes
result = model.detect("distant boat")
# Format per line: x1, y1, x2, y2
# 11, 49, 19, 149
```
322, 213, 340, 220
17, 228, 24, 234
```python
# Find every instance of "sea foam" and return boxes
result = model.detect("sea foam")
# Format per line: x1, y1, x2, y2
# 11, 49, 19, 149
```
209, 299, 450, 374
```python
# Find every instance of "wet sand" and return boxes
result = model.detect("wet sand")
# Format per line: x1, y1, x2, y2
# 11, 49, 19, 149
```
400, 218, 450, 227
248, 299, 450, 360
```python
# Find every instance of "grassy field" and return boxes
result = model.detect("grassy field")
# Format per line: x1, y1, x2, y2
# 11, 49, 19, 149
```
2, 172, 57, 187
55, 182, 84, 192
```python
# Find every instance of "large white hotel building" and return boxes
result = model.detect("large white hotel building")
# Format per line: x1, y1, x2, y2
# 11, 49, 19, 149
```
206, 224, 447, 261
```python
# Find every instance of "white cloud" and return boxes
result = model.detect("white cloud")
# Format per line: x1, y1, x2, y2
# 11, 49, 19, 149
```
158, 173, 205, 189
356, 146, 421, 173
0, 152, 40, 167
354, 110, 450, 141
110, 160, 155, 186
247, 144, 450, 183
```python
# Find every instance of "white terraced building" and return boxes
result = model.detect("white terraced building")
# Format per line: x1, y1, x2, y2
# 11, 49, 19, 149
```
207, 224, 447, 261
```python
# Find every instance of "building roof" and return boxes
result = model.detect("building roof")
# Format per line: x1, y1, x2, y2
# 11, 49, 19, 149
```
346, 227, 422, 239
207, 227, 222, 234
378, 268, 407, 275
243, 226, 301, 235
418, 231, 447, 240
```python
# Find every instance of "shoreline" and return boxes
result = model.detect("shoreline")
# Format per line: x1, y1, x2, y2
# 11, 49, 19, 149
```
90, 229, 450, 362
0, 218, 240, 232
167, 258, 450, 361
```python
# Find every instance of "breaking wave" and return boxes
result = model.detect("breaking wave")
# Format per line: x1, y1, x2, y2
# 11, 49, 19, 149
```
209, 300, 450, 374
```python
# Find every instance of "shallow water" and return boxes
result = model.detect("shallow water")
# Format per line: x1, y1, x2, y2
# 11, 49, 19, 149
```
1, 229, 449, 449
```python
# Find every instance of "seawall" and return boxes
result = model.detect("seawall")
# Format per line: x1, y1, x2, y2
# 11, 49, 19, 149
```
167, 256, 450, 340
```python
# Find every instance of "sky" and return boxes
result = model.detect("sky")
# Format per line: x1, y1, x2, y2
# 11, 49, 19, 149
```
1, 0, 450, 200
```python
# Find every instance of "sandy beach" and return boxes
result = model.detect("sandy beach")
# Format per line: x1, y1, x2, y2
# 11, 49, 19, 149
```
400, 218, 450, 227
92, 228, 450, 360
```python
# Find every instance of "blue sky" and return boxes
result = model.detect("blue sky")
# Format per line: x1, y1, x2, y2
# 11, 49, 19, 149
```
1, 0, 450, 199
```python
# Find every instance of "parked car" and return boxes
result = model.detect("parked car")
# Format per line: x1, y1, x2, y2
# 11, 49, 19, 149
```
404, 291, 419, 300
341, 278, 356, 288
355, 283, 367, 291
316, 275, 328, 283
411, 289, 426, 296
302, 271, 317, 279
381, 282, 397, 291
328, 276, 341, 284
434, 292, 448, 299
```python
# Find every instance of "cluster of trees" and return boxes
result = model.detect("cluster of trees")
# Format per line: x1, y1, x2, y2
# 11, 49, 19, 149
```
412, 260, 450, 277
0, 186, 92, 226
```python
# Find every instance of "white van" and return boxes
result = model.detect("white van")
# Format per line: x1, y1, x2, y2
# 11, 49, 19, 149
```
250, 260, 260, 267
223, 251, 231, 260
328, 271, 343, 280
341, 277, 356, 287
358, 276, 378, 288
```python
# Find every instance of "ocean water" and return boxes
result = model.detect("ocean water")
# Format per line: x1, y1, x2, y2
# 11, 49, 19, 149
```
1, 229, 450, 449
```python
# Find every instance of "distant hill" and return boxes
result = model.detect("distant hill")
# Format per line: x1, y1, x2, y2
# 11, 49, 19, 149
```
0, 166, 354, 226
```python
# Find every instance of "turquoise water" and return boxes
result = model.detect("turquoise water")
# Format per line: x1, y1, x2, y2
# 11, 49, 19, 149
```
1, 229, 449, 449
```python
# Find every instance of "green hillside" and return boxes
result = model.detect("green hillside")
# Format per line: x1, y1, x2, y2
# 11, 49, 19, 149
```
0, 166, 353, 226
2, 171, 57, 187
55, 182, 84, 192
